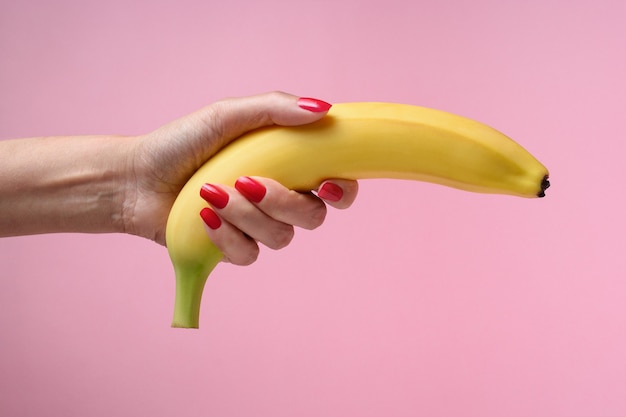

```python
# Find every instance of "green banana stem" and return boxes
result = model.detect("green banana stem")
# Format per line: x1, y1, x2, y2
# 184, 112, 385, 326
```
171, 253, 222, 328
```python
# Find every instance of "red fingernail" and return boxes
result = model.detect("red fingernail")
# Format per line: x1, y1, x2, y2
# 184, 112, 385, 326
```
297, 97, 332, 113
317, 182, 343, 202
200, 184, 229, 209
235, 176, 267, 203
200, 207, 221, 230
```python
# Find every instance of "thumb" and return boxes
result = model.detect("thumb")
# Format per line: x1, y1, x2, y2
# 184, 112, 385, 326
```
202, 91, 332, 150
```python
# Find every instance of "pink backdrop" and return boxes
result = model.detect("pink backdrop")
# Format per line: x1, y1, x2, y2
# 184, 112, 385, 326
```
1, 0, 625, 416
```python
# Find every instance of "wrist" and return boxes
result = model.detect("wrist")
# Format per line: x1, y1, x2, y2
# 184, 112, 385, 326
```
104, 135, 139, 235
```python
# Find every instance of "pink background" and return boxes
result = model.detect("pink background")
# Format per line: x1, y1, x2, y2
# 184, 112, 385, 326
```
1, 0, 625, 416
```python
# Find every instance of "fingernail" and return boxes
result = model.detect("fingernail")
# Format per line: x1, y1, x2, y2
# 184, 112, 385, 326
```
200, 184, 229, 209
235, 176, 267, 203
200, 207, 221, 230
297, 97, 332, 113
317, 182, 343, 202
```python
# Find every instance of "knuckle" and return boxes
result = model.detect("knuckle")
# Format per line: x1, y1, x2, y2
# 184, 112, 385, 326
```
303, 203, 327, 230
200, 102, 227, 138
219, 234, 260, 266
268, 225, 295, 250
231, 245, 260, 266
267, 90, 288, 101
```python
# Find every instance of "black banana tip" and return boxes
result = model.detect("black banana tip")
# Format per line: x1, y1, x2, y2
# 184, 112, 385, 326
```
537, 175, 550, 198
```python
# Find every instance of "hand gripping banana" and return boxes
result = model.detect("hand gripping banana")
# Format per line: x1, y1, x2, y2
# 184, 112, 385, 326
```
166, 102, 549, 328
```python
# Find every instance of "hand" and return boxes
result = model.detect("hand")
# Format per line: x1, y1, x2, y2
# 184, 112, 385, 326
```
197, 176, 358, 265
125, 92, 359, 261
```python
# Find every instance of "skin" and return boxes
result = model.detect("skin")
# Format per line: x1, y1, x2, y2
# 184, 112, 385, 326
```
0, 91, 358, 265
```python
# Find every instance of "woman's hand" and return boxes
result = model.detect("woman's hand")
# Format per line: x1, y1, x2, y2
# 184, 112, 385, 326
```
125, 92, 359, 261
0, 91, 358, 265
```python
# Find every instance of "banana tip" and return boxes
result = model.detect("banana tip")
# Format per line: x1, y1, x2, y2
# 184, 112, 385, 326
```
537, 175, 550, 198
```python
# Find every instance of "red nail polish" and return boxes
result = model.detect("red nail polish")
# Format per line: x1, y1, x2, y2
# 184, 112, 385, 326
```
235, 176, 267, 203
317, 182, 343, 202
200, 207, 221, 230
297, 97, 332, 113
200, 184, 229, 209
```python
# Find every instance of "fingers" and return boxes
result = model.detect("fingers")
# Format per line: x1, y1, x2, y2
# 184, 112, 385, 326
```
151, 92, 334, 177
204, 178, 300, 250
199, 207, 261, 266
234, 177, 328, 230
199, 92, 333, 153
199, 177, 359, 266
316, 179, 359, 210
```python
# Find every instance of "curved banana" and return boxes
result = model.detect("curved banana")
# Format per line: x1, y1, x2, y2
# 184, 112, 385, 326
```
166, 102, 549, 328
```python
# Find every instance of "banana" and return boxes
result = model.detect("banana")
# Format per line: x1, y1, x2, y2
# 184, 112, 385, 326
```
166, 102, 549, 328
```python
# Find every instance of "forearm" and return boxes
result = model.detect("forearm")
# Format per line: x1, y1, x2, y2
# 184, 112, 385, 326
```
0, 135, 134, 237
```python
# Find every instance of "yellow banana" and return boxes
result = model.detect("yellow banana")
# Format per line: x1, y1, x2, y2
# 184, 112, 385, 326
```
166, 102, 549, 328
